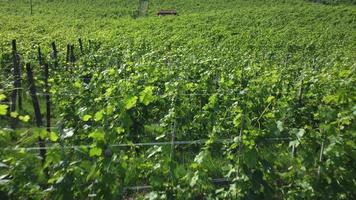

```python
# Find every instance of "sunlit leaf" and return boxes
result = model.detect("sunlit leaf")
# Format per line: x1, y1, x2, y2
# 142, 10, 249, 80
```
89, 147, 102, 157
19, 115, 30, 122
139, 86, 155, 106
124, 95, 138, 110
0, 94, 5, 101
49, 132, 59, 142
89, 130, 105, 142
10, 112, 18, 118
0, 104, 8, 115
82, 114, 92, 122
94, 110, 104, 121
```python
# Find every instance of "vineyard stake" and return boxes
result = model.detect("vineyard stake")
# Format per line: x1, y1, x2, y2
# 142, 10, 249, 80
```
51, 42, 58, 69
70, 44, 76, 63
43, 63, 51, 133
317, 140, 324, 177
168, 120, 177, 200
11, 40, 21, 127
66, 44, 70, 63
26, 63, 47, 164
236, 63, 247, 181
78, 38, 84, 54
38, 46, 43, 66
70, 45, 76, 64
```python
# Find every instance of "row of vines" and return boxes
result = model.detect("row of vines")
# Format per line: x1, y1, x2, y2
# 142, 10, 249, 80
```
0, 1, 356, 199
0, 36, 354, 199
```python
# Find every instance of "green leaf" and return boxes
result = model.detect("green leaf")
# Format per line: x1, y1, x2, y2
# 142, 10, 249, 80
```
106, 105, 114, 115
155, 134, 165, 140
0, 94, 5, 101
147, 146, 162, 158
245, 149, 258, 167
289, 140, 300, 148
296, 128, 305, 139
39, 129, 47, 139
145, 192, 159, 200
233, 113, 242, 127
89, 130, 105, 142
124, 95, 138, 110
276, 121, 284, 132
0, 104, 8, 115
194, 151, 207, 164
62, 128, 74, 138
0, 162, 8, 168
74, 81, 81, 88
266, 96, 275, 103
94, 110, 104, 121
0, 174, 10, 185
116, 127, 125, 134
49, 132, 59, 142
10, 112, 18, 118
89, 147, 102, 157
190, 171, 199, 187
19, 115, 30, 122
139, 86, 155, 106
86, 165, 98, 181
82, 114, 92, 122
203, 94, 218, 110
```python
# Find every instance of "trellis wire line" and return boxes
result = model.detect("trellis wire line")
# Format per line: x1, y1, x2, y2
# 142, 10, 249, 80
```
1, 126, 292, 143
5, 139, 232, 151
3, 137, 292, 152
35, 90, 240, 97
0, 87, 26, 92
123, 177, 231, 192
4, 137, 291, 151
1, 126, 294, 143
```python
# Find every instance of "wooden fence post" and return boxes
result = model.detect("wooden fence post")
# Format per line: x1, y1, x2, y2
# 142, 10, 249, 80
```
78, 38, 84, 55
26, 63, 46, 164
70, 44, 76, 63
168, 120, 177, 200
51, 42, 58, 69
66, 44, 70, 63
43, 63, 51, 133
10, 40, 21, 127
88, 40, 92, 51
38, 46, 43, 66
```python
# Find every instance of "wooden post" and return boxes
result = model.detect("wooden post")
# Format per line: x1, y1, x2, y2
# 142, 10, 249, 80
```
51, 42, 58, 69
298, 77, 304, 105
43, 63, 51, 133
38, 46, 43, 66
70, 44, 76, 63
317, 140, 324, 177
11, 40, 21, 127
26, 63, 46, 164
17, 55, 22, 111
78, 38, 84, 55
168, 120, 177, 200
11, 40, 17, 116
12, 41, 23, 112
66, 44, 70, 63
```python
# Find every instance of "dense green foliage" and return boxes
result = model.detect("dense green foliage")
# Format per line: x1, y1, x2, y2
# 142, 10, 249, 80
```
308, 0, 356, 5
0, 0, 355, 199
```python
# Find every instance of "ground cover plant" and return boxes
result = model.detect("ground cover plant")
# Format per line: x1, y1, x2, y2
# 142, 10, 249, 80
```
0, 0, 355, 199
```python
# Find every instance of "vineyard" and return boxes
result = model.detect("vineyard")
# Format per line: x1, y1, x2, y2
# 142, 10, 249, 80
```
0, 0, 356, 199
